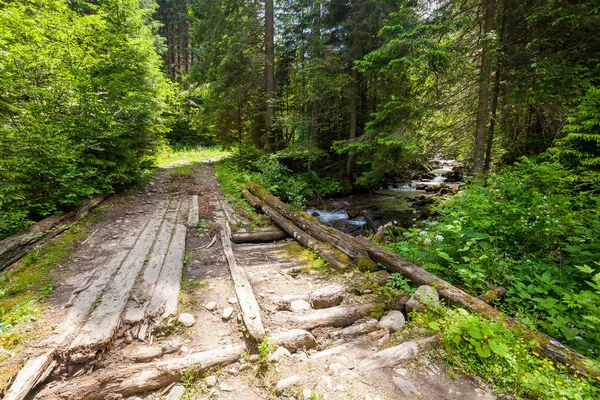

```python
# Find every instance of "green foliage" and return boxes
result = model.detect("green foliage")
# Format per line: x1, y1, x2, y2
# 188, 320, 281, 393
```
0, 0, 173, 239
385, 273, 415, 294
415, 307, 600, 399
554, 87, 600, 173
390, 158, 600, 359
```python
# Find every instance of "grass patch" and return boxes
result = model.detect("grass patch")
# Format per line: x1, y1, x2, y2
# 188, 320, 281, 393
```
170, 165, 194, 178
156, 145, 229, 167
0, 218, 92, 391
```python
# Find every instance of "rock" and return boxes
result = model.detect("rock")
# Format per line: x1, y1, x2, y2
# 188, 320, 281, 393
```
311, 211, 320, 217
276, 375, 301, 395
177, 313, 196, 327
317, 376, 332, 390
222, 307, 234, 320
393, 367, 407, 376
302, 388, 312, 400
180, 346, 189, 353
335, 384, 345, 392
392, 376, 419, 396
311, 284, 346, 309
205, 375, 217, 387
165, 384, 186, 400
228, 297, 238, 304
328, 363, 346, 375
219, 383, 232, 392
271, 329, 317, 352
405, 285, 439, 314
268, 346, 291, 361
379, 310, 406, 333
205, 301, 217, 311
227, 366, 239, 375
249, 354, 260, 362
290, 299, 311, 312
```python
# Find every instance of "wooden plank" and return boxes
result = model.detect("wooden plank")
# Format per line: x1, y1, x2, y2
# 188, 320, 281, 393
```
146, 198, 187, 320
217, 201, 265, 341
4, 351, 54, 400
187, 195, 199, 228
122, 200, 180, 325
68, 200, 169, 363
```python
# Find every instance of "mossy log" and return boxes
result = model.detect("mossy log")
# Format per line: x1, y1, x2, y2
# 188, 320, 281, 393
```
241, 189, 350, 270
231, 225, 290, 243
246, 182, 600, 380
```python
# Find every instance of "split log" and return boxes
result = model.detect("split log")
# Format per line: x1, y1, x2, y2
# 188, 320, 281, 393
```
188, 195, 199, 228
272, 284, 346, 311
231, 225, 290, 243
34, 330, 316, 400
247, 183, 600, 379
332, 319, 382, 339
0, 194, 110, 271
4, 351, 55, 400
246, 185, 369, 261
359, 335, 439, 371
242, 190, 351, 270
274, 304, 376, 331
68, 201, 169, 363
218, 202, 265, 341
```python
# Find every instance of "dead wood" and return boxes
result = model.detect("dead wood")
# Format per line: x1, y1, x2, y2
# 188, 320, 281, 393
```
272, 284, 346, 311
0, 194, 110, 271
231, 225, 290, 243
358, 336, 440, 371
246, 182, 600, 379
242, 189, 351, 270
218, 202, 265, 341
478, 286, 507, 304
274, 304, 376, 331
34, 330, 316, 400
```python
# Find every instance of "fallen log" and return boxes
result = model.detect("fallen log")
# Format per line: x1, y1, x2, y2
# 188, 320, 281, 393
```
242, 190, 351, 270
247, 183, 600, 379
246, 185, 369, 261
218, 201, 265, 341
34, 330, 316, 400
0, 194, 110, 271
478, 286, 507, 304
359, 335, 439, 371
274, 304, 376, 331
231, 225, 290, 243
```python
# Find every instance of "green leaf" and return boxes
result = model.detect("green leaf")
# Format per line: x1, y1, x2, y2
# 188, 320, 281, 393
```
428, 321, 440, 331
488, 340, 509, 357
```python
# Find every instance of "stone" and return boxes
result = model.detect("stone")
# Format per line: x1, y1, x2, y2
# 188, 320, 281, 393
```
205, 375, 217, 387
290, 299, 311, 312
205, 301, 217, 311
302, 388, 312, 400
268, 346, 291, 361
165, 384, 186, 400
276, 375, 301, 394
335, 384, 345, 392
405, 285, 439, 314
393, 367, 407, 376
177, 313, 196, 327
379, 310, 406, 333
222, 307, 234, 320
228, 297, 238, 304
180, 346, 189, 353
227, 366, 239, 375
392, 376, 419, 396
249, 354, 260, 362
328, 363, 346, 375
219, 383, 232, 392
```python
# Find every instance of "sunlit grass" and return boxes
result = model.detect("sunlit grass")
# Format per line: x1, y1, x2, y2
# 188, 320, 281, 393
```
156, 145, 230, 167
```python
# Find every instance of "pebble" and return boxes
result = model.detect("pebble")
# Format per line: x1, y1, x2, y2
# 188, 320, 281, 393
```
302, 388, 312, 400
276, 375, 301, 395
177, 313, 196, 327
228, 297, 238, 304
165, 384, 186, 400
205, 301, 217, 311
336, 384, 345, 392
222, 307, 234, 320
393, 367, 407, 376
249, 354, 260, 362
227, 366, 239, 376
290, 299, 311, 312
219, 382, 232, 392
180, 346, 189, 353
268, 346, 291, 361
205, 375, 217, 387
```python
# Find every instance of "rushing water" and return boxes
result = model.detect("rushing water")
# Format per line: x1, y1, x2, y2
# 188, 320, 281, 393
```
304, 158, 462, 234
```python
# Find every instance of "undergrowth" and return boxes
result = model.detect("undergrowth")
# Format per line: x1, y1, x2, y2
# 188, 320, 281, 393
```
410, 306, 600, 399
389, 158, 600, 360
156, 144, 229, 167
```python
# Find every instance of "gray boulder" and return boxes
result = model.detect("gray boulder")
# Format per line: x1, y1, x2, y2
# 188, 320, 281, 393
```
405, 285, 439, 314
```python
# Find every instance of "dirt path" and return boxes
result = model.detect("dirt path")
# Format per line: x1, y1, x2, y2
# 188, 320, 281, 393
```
3, 162, 496, 400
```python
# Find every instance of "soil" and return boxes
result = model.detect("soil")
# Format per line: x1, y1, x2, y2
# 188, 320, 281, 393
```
2, 161, 497, 400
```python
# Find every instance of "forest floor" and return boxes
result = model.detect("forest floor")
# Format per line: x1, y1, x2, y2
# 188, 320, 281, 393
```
2, 159, 497, 400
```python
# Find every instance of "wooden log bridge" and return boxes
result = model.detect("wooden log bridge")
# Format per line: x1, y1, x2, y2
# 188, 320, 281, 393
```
245, 182, 600, 380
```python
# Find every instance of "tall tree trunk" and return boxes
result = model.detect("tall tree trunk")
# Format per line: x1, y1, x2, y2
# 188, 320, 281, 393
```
346, 68, 359, 180
473, 0, 496, 174
265, 0, 275, 152
484, 3, 505, 173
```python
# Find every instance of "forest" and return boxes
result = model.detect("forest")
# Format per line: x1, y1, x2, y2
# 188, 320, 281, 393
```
1, 0, 600, 398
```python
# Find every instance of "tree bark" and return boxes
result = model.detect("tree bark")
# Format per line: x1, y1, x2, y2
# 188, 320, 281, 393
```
274, 304, 376, 331
231, 225, 289, 243
473, 0, 496, 174
265, 0, 275, 152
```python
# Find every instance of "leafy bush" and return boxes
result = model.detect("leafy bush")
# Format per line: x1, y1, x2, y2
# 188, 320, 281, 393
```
415, 307, 600, 400
389, 158, 600, 359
